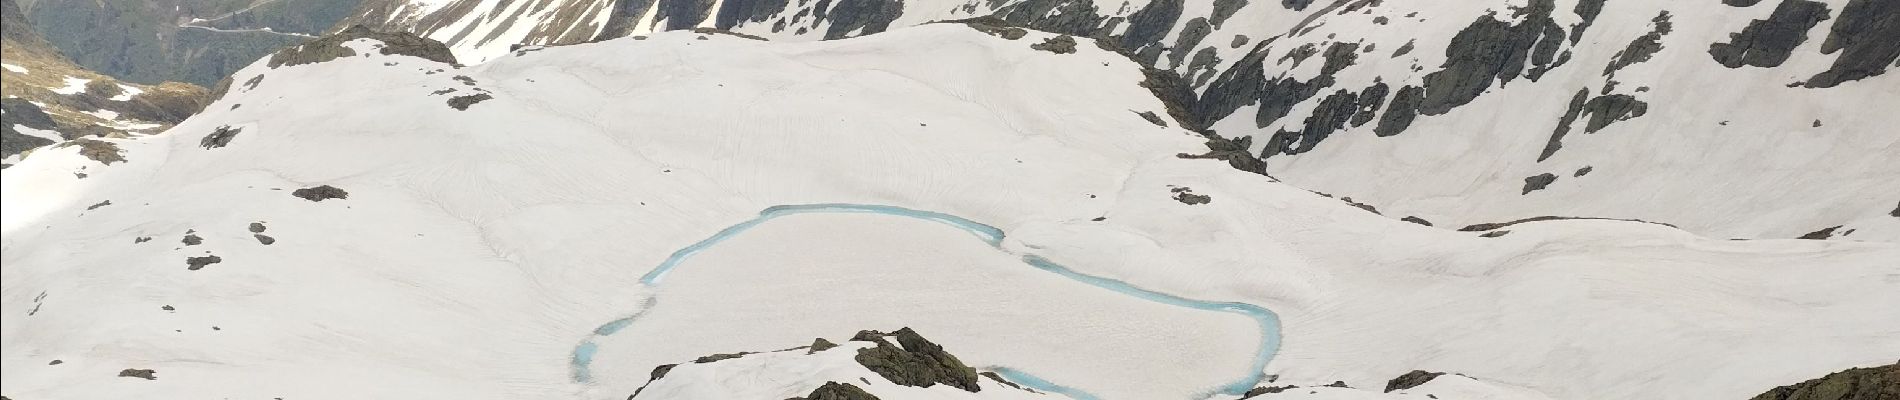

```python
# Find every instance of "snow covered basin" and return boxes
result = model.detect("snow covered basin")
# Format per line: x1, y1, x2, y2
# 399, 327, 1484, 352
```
576, 204, 1282, 399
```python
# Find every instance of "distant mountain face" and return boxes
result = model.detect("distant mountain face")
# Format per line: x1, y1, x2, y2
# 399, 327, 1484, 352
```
2, 0, 208, 167
18, 0, 361, 86
344, 0, 1896, 240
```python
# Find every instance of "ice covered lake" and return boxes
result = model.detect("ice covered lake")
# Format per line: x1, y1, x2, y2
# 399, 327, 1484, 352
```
572, 204, 1282, 399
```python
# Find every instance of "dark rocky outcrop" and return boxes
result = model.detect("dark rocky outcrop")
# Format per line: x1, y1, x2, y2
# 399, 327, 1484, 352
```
255, 234, 277, 245
713, 0, 790, 31
1211, 0, 1250, 28
1522, 173, 1558, 194
1575, 165, 1593, 176
1539, 90, 1648, 161
1241, 385, 1296, 398
628, 328, 1014, 399
1177, 135, 1267, 175
1166, 17, 1212, 67
814, 0, 908, 40
1391, 39, 1415, 57
1604, 12, 1673, 77
694, 352, 755, 363
447, 93, 493, 110
979, 372, 1029, 391
0, 99, 58, 133
1709, 0, 1832, 68
960, 17, 1028, 40
629, 363, 680, 398
292, 185, 350, 202
659, 0, 904, 40
1, 99, 59, 159
200, 125, 241, 149
186, 255, 222, 270
657, 0, 719, 32
788, 381, 881, 400
1337, 196, 1381, 215
85, 200, 112, 210
117, 368, 157, 380
1030, 35, 1078, 54
1171, 186, 1212, 205
244, 75, 266, 91
1373, 85, 1425, 137
1577, 94, 1649, 133
1727, 0, 1765, 6
1116, 0, 1185, 65
852, 328, 982, 392
1385, 370, 1445, 392
249, 222, 268, 233
1479, 230, 1512, 238
1748, 361, 1898, 400
1803, 0, 1900, 88
58, 138, 126, 165
1392, 0, 1577, 123
1798, 225, 1842, 239
1137, 111, 1169, 127
1459, 215, 1679, 232
1348, 82, 1389, 128
807, 338, 838, 354
267, 25, 458, 68
689, 27, 769, 41
1401, 216, 1433, 226
1267, 86, 1356, 150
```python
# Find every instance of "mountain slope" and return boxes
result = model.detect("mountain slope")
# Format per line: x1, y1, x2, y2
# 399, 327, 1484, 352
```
1, 0, 209, 168
2, 24, 1895, 400
340, 0, 1900, 241
19, 0, 361, 86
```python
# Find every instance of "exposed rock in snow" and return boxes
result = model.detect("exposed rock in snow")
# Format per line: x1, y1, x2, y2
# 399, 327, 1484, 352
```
446, 93, 492, 110
291, 185, 351, 201
629, 328, 1049, 399
268, 26, 458, 68
1744, 360, 1899, 400
1383, 370, 1446, 393
200, 125, 242, 149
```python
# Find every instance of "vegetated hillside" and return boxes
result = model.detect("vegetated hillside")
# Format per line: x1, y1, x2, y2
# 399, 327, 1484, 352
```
2, 24, 1894, 400
342, 0, 1900, 241
18, 0, 361, 86
2, 0, 208, 168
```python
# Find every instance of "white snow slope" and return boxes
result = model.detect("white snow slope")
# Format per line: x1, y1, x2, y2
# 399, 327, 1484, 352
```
2, 23, 1897, 400
342, 0, 1900, 242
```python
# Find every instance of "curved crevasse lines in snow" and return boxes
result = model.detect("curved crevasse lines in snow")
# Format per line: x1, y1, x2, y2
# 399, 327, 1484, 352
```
572, 203, 1282, 399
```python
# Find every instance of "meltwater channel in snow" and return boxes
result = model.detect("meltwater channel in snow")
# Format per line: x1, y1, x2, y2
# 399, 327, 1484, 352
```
570, 204, 1284, 399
